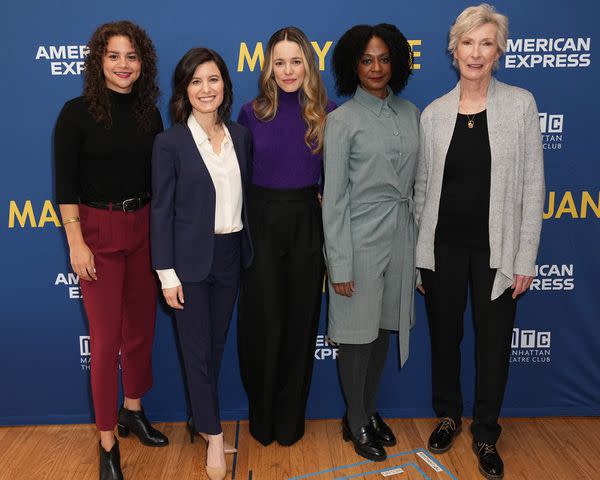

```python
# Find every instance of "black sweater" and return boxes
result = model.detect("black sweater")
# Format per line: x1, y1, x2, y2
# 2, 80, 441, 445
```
435, 110, 491, 249
54, 90, 163, 203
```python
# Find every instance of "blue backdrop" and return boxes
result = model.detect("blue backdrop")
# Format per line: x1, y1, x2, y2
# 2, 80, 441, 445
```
1, 0, 599, 426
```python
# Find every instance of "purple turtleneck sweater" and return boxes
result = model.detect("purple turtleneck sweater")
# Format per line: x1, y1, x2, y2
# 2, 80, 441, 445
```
238, 89, 336, 189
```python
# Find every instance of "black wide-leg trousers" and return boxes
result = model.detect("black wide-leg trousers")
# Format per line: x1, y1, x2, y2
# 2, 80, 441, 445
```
238, 185, 325, 446
421, 243, 517, 444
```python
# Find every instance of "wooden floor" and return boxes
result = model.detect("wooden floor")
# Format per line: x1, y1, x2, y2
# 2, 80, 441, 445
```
1, 417, 599, 479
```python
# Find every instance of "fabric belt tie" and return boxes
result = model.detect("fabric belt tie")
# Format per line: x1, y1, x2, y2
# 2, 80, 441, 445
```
350, 196, 414, 216
398, 196, 414, 216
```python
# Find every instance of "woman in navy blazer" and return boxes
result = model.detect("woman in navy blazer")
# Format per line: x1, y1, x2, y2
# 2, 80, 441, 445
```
151, 48, 252, 480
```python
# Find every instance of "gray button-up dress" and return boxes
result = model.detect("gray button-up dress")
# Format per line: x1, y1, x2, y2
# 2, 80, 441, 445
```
322, 86, 419, 366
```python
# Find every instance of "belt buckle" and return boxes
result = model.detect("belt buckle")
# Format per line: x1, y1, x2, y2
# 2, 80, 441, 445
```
122, 197, 139, 213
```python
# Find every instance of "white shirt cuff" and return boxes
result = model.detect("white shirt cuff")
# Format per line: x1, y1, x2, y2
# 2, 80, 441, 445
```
156, 269, 181, 289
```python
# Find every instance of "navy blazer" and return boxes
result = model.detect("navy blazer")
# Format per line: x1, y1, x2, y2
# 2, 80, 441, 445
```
151, 120, 253, 282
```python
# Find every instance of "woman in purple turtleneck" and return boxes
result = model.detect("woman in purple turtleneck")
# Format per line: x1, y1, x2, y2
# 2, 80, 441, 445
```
237, 26, 335, 446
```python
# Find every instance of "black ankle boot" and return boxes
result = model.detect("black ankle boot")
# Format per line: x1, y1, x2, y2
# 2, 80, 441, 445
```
99, 436, 124, 480
342, 416, 386, 462
117, 406, 169, 447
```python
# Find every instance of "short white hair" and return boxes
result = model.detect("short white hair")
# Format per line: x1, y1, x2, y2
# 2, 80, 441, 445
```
448, 3, 509, 70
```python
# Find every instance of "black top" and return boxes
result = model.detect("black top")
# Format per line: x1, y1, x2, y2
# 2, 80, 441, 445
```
435, 110, 491, 249
54, 90, 163, 203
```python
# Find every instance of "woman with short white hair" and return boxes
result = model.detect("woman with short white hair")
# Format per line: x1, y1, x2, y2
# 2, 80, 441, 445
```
414, 4, 545, 479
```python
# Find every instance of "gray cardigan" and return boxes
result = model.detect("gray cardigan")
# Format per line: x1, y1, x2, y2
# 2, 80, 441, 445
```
414, 77, 545, 300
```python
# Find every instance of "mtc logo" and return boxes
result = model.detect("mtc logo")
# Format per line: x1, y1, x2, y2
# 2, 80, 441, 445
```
539, 113, 563, 134
511, 329, 551, 348
79, 336, 91, 356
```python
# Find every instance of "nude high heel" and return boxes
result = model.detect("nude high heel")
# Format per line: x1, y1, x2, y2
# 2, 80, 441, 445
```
205, 464, 227, 480
205, 433, 227, 480
186, 418, 237, 453
200, 432, 237, 454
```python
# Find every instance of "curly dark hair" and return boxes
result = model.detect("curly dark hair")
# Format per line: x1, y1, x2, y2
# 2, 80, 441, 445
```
170, 47, 233, 125
83, 20, 159, 132
332, 24, 413, 96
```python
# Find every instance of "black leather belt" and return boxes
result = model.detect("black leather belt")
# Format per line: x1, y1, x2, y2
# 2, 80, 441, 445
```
83, 195, 150, 212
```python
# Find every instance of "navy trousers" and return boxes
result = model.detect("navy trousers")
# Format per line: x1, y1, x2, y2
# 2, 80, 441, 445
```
175, 232, 241, 435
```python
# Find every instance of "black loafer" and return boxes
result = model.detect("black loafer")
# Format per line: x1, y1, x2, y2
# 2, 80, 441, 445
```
117, 406, 169, 447
427, 417, 461, 454
99, 436, 124, 480
368, 412, 396, 447
472, 440, 504, 479
342, 416, 386, 462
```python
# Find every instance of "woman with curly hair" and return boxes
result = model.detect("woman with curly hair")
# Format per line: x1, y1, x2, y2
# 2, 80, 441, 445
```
54, 20, 167, 480
322, 24, 418, 462
237, 26, 335, 446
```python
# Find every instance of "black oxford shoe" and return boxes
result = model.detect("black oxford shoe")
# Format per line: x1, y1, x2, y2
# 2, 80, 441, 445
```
342, 416, 386, 462
117, 406, 169, 447
99, 436, 124, 480
427, 417, 461, 454
368, 412, 396, 447
473, 440, 504, 479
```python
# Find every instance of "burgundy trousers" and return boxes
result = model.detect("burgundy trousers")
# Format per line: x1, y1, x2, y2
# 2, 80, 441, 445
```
79, 204, 157, 431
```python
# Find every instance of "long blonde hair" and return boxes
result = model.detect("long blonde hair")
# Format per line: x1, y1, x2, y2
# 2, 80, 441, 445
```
253, 26, 329, 153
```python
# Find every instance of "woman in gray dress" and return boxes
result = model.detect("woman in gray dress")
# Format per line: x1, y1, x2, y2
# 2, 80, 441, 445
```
322, 24, 419, 462
414, 5, 544, 479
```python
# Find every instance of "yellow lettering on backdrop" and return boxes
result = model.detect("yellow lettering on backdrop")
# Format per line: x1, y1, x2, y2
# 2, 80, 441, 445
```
8, 200, 36, 228
311, 41, 333, 71
543, 191, 555, 219
238, 42, 264, 72
238, 39, 422, 72
581, 191, 600, 218
555, 192, 578, 218
408, 40, 422, 69
38, 200, 61, 227
8, 200, 62, 228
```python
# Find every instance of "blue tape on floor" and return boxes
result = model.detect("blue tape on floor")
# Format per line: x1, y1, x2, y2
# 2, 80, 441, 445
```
333, 462, 429, 479
415, 449, 458, 480
287, 449, 454, 479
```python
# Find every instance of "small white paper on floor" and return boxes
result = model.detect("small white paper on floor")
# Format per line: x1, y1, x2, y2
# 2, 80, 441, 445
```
381, 467, 404, 476
417, 451, 444, 472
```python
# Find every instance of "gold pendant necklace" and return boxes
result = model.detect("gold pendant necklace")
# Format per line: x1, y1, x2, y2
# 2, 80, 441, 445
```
467, 114, 476, 129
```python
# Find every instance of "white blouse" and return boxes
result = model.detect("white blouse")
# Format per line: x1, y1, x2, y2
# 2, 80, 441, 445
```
156, 114, 243, 289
